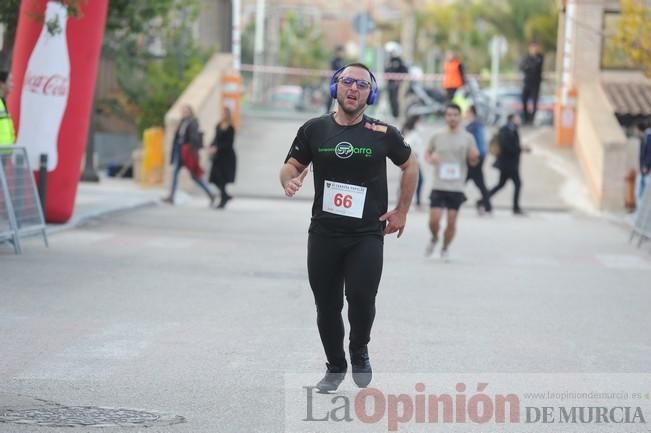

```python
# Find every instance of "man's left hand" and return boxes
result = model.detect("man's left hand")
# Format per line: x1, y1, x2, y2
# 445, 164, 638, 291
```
380, 208, 407, 238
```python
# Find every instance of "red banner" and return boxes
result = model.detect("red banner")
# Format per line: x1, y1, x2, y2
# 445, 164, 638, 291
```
8, 0, 108, 223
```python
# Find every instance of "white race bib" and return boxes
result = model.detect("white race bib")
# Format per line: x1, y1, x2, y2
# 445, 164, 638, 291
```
439, 162, 461, 180
322, 180, 367, 219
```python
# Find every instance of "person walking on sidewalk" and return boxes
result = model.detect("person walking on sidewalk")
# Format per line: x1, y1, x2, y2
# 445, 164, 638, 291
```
279, 63, 418, 392
163, 105, 216, 206
402, 115, 425, 209
487, 113, 530, 215
209, 107, 237, 209
636, 122, 651, 200
442, 50, 466, 102
465, 105, 492, 215
520, 42, 544, 125
424, 103, 479, 260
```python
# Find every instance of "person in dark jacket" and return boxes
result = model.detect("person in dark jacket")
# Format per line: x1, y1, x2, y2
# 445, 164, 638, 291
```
325, 46, 346, 113
163, 105, 215, 205
385, 45, 408, 118
209, 107, 237, 209
487, 113, 530, 215
520, 42, 544, 125
636, 122, 651, 199
465, 105, 492, 214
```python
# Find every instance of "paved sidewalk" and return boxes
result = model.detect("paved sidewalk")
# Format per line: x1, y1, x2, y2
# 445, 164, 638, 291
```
46, 177, 164, 234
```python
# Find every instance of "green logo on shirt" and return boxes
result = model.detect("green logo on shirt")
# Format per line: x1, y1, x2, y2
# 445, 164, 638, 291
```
317, 142, 372, 159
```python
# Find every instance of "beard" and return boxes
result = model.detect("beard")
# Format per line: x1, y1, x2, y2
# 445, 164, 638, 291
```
336, 95, 366, 117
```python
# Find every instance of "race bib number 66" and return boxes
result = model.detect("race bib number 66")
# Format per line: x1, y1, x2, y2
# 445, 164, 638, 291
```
322, 180, 367, 219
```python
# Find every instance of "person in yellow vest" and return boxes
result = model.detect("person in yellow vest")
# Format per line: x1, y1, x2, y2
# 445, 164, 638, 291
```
0, 70, 16, 146
442, 50, 466, 103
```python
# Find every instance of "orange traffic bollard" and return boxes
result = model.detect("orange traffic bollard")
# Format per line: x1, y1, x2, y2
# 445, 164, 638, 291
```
222, 72, 242, 130
555, 88, 578, 147
142, 127, 165, 185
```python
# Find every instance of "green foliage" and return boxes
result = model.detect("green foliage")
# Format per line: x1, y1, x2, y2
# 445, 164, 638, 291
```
240, 21, 255, 66
417, 1, 489, 71
0, 0, 209, 131
613, 0, 651, 77
105, 1, 208, 133
0, 0, 84, 66
524, 13, 558, 52
137, 48, 206, 133
0, 0, 19, 31
105, 0, 180, 34
278, 12, 328, 85
414, 0, 557, 73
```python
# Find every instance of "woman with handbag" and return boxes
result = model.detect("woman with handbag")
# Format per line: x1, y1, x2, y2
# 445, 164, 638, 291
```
209, 107, 237, 209
163, 105, 216, 206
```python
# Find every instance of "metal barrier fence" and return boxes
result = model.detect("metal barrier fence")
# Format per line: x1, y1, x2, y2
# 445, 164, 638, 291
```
630, 183, 651, 251
0, 146, 48, 254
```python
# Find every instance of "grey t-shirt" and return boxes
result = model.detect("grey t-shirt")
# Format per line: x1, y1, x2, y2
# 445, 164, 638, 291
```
427, 129, 477, 192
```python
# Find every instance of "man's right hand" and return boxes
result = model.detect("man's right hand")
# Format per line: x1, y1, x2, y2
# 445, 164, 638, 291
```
425, 152, 440, 165
284, 169, 309, 197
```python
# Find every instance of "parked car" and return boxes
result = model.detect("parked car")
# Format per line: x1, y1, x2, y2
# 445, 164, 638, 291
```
266, 85, 324, 112
267, 85, 303, 110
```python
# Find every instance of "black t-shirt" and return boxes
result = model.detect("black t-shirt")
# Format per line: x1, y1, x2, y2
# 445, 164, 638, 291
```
285, 113, 411, 237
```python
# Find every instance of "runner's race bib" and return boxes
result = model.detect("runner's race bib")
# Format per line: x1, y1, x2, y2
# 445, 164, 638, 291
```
322, 180, 367, 219
439, 162, 461, 180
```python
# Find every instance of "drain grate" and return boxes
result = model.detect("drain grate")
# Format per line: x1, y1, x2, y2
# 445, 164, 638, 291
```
0, 406, 185, 428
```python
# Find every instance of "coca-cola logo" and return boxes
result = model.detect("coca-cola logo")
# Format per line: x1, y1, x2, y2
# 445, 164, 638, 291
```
24, 74, 69, 96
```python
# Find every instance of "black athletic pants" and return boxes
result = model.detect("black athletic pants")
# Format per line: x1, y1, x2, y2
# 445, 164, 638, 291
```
388, 83, 400, 118
307, 234, 384, 368
467, 157, 492, 212
522, 83, 540, 124
488, 167, 522, 211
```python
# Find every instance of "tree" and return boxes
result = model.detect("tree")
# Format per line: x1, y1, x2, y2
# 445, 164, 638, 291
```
0, 0, 85, 68
278, 12, 328, 85
614, 0, 651, 77
0, 0, 208, 131
412, 0, 557, 75
0, 0, 180, 69
416, 1, 490, 72
102, 1, 209, 132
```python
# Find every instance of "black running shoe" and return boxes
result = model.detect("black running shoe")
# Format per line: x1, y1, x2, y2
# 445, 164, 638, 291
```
316, 363, 347, 393
350, 348, 372, 388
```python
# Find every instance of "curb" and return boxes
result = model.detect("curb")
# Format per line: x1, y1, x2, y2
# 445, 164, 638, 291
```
46, 199, 159, 235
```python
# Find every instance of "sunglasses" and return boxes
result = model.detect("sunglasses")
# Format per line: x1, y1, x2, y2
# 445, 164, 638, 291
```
338, 76, 372, 90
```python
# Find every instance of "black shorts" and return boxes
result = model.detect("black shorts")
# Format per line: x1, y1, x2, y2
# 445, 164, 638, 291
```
429, 189, 467, 210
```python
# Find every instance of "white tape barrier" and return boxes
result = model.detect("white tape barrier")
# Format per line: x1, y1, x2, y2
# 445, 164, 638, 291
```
238, 64, 545, 83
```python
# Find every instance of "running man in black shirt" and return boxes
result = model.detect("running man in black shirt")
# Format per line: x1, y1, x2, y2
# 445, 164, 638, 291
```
280, 63, 418, 392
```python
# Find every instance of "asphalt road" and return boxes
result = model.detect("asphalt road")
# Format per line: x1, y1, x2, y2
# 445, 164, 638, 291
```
1, 195, 650, 432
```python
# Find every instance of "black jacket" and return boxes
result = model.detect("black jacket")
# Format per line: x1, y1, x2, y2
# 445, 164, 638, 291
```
209, 124, 236, 185
330, 56, 345, 72
385, 56, 408, 85
171, 117, 202, 164
520, 53, 544, 87
496, 123, 521, 170
641, 129, 651, 172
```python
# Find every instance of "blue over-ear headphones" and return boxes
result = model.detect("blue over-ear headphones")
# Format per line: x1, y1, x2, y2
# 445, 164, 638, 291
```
329, 64, 379, 105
